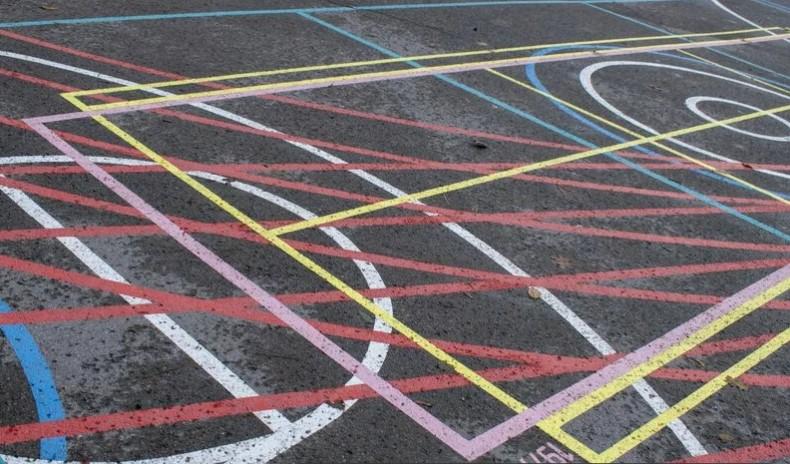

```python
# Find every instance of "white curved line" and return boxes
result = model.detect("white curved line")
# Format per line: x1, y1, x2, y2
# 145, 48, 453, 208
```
3, 48, 702, 459
710, 0, 790, 44
580, 60, 790, 181
0, 155, 392, 464
686, 96, 790, 142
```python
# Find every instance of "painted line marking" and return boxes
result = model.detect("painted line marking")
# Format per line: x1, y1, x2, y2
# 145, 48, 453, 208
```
24, 116, 790, 459
259, 103, 790, 237
536, 276, 790, 461
63, 32, 790, 113
0, 0, 689, 29
489, 69, 790, 204
0, 299, 66, 460
597, 327, 790, 462
66, 27, 778, 98
36, 88, 789, 460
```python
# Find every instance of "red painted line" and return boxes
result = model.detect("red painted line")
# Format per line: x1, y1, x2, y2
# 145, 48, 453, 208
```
9, 158, 790, 176
3, 162, 787, 223
1, 111, 775, 208
0, 355, 787, 446
652, 367, 790, 388
0, 29, 184, 80
1, 66, 779, 210
673, 437, 790, 463
4, 168, 785, 255
686, 333, 778, 357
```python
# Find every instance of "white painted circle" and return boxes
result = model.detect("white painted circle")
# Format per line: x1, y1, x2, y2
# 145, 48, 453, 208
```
579, 60, 790, 181
685, 96, 790, 142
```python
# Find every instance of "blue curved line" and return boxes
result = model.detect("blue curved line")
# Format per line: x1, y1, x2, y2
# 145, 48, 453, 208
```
525, 44, 790, 197
524, 46, 790, 240
0, 299, 67, 461
302, 13, 790, 241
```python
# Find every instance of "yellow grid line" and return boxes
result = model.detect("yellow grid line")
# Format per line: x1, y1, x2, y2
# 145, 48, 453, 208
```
537, 276, 790, 461
60, 58, 790, 459
64, 26, 781, 98
266, 103, 790, 237
598, 326, 790, 462
487, 69, 790, 205
64, 32, 790, 112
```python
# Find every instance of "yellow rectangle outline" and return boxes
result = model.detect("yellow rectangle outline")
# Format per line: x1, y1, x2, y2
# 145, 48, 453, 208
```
265, 103, 790, 237
487, 69, 790, 205
538, 279, 790, 462
63, 26, 780, 99
64, 30, 790, 112
60, 90, 790, 461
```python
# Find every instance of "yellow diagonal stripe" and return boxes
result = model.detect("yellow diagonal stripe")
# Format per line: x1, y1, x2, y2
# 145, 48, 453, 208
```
488, 69, 790, 205
538, 275, 790, 430
65, 26, 780, 98
596, 326, 790, 462
269, 103, 790, 237
62, 92, 529, 414
68, 32, 790, 112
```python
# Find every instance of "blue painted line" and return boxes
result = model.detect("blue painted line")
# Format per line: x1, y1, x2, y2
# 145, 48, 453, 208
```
588, 3, 790, 89
0, 299, 67, 461
524, 46, 790, 240
752, 0, 790, 14
523, 44, 790, 200
0, 0, 677, 28
301, 13, 790, 241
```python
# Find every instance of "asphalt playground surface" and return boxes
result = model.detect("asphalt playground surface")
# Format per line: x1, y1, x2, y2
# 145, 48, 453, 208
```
0, 0, 789, 462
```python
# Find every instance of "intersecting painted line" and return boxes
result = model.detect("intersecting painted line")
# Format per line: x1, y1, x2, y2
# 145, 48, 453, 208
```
0, 0, 682, 29
64, 32, 790, 112
22, 114, 790, 462
597, 327, 790, 461
260, 103, 790, 237
67, 26, 777, 98
491, 67, 789, 203
0, 299, 66, 460
25, 120, 477, 457
296, 14, 790, 242
588, 3, 790, 89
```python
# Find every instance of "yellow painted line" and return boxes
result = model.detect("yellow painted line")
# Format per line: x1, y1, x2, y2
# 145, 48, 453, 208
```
62, 92, 528, 414
488, 70, 790, 205
538, 423, 601, 462
268, 103, 790, 237
596, 326, 790, 462
62, 89, 790, 461
68, 32, 790, 111
677, 49, 790, 96
61, 92, 611, 457
538, 275, 790, 431
64, 26, 781, 98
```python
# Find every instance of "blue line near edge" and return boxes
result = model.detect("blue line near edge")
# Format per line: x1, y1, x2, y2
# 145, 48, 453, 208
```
301, 12, 790, 242
0, 0, 677, 28
0, 299, 67, 461
588, 3, 790, 89
524, 46, 790, 241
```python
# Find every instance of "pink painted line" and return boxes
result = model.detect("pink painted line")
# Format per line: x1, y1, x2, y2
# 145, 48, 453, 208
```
463, 263, 790, 459
24, 119, 475, 457
30, 31, 790, 121
25, 116, 790, 460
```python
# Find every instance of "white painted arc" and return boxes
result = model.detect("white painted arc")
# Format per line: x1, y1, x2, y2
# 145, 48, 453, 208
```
685, 96, 790, 142
1, 49, 397, 462
0, 156, 392, 464
579, 60, 790, 181
1, 48, 703, 458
